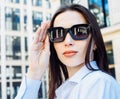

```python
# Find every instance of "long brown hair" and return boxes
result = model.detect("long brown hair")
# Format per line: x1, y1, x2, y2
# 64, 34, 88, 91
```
48, 4, 109, 99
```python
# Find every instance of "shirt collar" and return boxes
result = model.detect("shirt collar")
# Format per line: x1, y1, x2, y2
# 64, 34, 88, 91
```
68, 61, 98, 83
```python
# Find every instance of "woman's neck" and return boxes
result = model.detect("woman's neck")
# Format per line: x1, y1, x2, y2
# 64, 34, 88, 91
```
66, 62, 85, 78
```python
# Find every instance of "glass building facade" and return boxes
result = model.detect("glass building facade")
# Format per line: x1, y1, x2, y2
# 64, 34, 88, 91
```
1, 0, 120, 99
0, 0, 51, 99
88, 0, 110, 28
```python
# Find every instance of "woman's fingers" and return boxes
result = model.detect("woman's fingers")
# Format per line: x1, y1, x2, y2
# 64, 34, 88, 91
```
38, 21, 50, 42
33, 21, 50, 45
33, 27, 42, 44
41, 21, 50, 42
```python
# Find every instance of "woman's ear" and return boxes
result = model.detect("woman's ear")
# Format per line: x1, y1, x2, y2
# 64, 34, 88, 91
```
93, 44, 97, 51
92, 39, 97, 51
89, 39, 96, 61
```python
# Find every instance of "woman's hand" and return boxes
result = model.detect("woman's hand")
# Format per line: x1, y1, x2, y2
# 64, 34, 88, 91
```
26, 22, 50, 80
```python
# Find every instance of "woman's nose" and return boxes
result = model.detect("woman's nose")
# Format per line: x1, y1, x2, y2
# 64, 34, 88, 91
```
64, 33, 74, 46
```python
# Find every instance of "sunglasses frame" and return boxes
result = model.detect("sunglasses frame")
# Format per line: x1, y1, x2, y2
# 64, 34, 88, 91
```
47, 24, 91, 43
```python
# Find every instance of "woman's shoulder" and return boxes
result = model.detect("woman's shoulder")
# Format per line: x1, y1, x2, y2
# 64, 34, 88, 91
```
83, 70, 120, 87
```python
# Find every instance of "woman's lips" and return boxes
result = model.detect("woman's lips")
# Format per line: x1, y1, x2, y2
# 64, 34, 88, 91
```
63, 50, 78, 57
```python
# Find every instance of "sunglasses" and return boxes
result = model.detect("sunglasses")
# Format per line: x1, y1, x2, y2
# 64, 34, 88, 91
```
47, 24, 91, 43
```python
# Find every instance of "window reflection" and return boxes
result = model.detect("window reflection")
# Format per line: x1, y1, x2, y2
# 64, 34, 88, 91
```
0, 66, 1, 80
38, 75, 48, 98
25, 65, 29, 73
12, 66, 22, 79
88, 0, 110, 27
105, 41, 115, 78
0, 36, 1, 60
0, 83, 1, 98
24, 0, 27, 5
44, 0, 51, 8
0, 7, 1, 29
12, 82, 21, 98
32, 11, 43, 32
6, 66, 10, 79
25, 37, 28, 60
7, 82, 10, 99
46, 13, 51, 21
5, 0, 19, 3
32, 0, 42, 6
6, 36, 21, 60
24, 10, 27, 31
5, 7, 20, 31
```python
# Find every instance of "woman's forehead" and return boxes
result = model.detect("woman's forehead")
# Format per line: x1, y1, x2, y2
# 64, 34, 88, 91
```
53, 10, 87, 28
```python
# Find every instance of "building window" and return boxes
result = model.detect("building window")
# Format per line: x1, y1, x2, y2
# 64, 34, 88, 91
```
24, 10, 27, 31
45, 0, 51, 8
0, 7, 1, 29
7, 82, 10, 99
0, 35, 1, 60
0, 65, 1, 80
38, 80, 47, 98
0, 83, 1, 98
6, 36, 21, 60
32, 0, 42, 6
12, 66, 22, 79
32, 11, 43, 32
5, 7, 20, 31
25, 65, 29, 73
46, 13, 51, 21
105, 41, 115, 78
6, 66, 10, 80
5, 0, 19, 3
88, 0, 110, 28
12, 82, 21, 98
24, 0, 27, 5
25, 37, 28, 60
5, 0, 12, 3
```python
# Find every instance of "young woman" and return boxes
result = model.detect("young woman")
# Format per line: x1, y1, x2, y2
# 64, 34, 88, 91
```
15, 4, 120, 99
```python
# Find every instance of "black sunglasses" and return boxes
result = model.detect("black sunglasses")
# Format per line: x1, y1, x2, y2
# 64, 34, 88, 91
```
47, 24, 91, 43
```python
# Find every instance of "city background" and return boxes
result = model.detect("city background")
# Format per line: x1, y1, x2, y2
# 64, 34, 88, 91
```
0, 0, 120, 99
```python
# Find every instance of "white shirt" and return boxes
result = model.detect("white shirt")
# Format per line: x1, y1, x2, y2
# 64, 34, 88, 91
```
15, 61, 120, 99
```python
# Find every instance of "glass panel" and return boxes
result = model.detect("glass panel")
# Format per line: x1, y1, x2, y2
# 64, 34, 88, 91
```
5, 0, 12, 3
5, 7, 20, 31
88, 0, 110, 27
24, 10, 27, 31
5, 7, 12, 30
32, 11, 43, 32
6, 36, 21, 60
0, 65, 1, 80
32, 0, 42, 6
46, 13, 51, 21
0, 35, 1, 61
105, 41, 115, 78
12, 82, 21, 98
25, 37, 28, 60
12, 66, 22, 79
44, 0, 51, 8
25, 65, 29, 73
7, 82, 10, 99
6, 66, 10, 80
13, 0, 19, 3
105, 41, 114, 64
38, 78, 48, 98
24, 0, 27, 5
0, 7, 1, 29
5, 0, 19, 3
0, 83, 1, 98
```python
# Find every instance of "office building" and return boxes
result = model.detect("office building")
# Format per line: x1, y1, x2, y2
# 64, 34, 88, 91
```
0, 0, 120, 99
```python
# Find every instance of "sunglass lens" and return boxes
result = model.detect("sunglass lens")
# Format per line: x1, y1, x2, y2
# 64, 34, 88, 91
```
71, 25, 89, 40
48, 28, 64, 42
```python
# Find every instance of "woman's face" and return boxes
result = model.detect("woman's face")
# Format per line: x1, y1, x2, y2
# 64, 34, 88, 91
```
53, 10, 91, 69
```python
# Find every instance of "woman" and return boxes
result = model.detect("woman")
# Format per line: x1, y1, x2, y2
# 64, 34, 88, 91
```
15, 4, 120, 99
